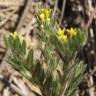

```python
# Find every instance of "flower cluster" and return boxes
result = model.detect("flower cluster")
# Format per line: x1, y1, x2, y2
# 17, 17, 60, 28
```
67, 28, 76, 37
57, 28, 67, 42
57, 27, 77, 42
38, 9, 51, 23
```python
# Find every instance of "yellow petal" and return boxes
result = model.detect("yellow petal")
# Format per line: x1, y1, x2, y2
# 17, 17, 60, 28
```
57, 28, 64, 36
40, 13, 45, 21
11, 32, 17, 39
62, 35, 67, 42
67, 28, 77, 37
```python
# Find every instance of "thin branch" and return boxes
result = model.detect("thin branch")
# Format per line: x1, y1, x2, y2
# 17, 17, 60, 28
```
87, 73, 95, 96
59, 0, 67, 26
86, 7, 96, 29
52, 0, 58, 19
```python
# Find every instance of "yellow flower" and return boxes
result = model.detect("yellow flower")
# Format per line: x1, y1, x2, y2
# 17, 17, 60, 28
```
11, 32, 17, 39
57, 28, 67, 42
44, 9, 49, 16
57, 28, 65, 36
62, 35, 67, 42
11, 32, 24, 43
40, 9, 50, 17
39, 9, 51, 22
67, 28, 77, 37
40, 13, 45, 21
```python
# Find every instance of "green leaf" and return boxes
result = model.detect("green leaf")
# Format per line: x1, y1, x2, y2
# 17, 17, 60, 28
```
8, 35, 15, 48
20, 68, 32, 80
21, 40, 26, 55
26, 49, 34, 70
15, 36, 21, 51
76, 29, 88, 47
